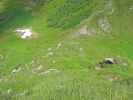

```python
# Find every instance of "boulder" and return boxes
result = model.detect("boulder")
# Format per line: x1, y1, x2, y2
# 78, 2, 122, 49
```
96, 57, 117, 69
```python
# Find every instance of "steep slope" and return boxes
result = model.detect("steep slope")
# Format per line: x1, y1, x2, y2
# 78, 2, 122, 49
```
0, 0, 133, 100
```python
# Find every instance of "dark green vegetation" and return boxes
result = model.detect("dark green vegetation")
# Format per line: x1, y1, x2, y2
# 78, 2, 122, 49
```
47, 0, 91, 28
0, 0, 133, 100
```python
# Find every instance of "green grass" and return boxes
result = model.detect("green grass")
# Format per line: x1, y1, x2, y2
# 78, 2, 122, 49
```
0, 0, 133, 100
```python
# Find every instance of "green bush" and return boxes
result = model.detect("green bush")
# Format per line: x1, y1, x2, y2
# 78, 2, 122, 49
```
47, 0, 91, 29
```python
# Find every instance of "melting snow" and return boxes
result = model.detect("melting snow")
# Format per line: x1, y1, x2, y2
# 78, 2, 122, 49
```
16, 28, 32, 39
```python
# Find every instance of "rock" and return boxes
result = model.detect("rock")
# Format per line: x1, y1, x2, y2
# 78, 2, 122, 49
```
104, 58, 116, 64
11, 67, 21, 74
32, 65, 43, 74
98, 18, 112, 33
96, 57, 117, 69
39, 68, 60, 75
56, 43, 62, 49
16, 28, 32, 39
36, 65, 43, 70
48, 69, 59, 72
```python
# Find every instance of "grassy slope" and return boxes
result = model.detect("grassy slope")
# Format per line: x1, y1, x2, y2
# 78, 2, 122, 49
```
0, 0, 133, 99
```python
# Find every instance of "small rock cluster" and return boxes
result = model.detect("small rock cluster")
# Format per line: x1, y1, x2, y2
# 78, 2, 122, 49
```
98, 18, 112, 33
95, 58, 117, 70
95, 57, 128, 70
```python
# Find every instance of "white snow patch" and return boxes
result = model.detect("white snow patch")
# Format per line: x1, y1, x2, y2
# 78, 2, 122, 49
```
16, 28, 32, 39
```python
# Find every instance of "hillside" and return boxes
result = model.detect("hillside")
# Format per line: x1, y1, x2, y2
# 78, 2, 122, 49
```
0, 0, 133, 100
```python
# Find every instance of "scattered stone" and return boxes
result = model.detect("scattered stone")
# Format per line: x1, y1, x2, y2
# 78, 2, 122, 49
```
11, 67, 21, 74
39, 70, 50, 75
98, 18, 112, 33
16, 28, 32, 39
104, 58, 116, 64
48, 68, 59, 71
39, 68, 60, 75
36, 65, 43, 71
48, 48, 52, 51
47, 52, 54, 56
56, 43, 62, 49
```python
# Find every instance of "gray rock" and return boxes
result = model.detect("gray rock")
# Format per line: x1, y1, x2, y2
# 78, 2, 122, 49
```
98, 18, 112, 33
11, 67, 21, 74
96, 57, 117, 69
